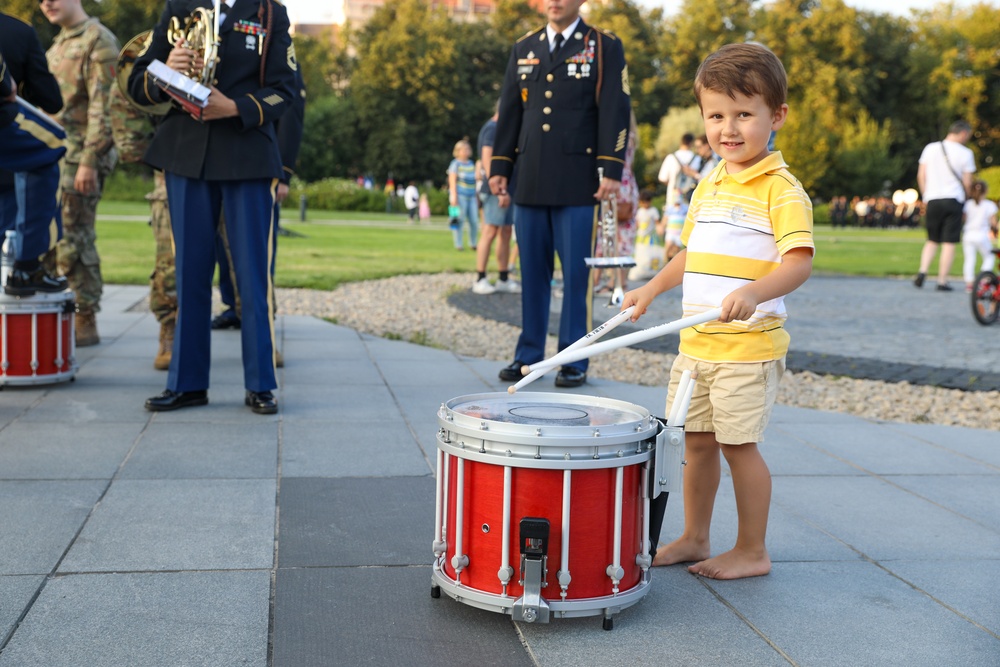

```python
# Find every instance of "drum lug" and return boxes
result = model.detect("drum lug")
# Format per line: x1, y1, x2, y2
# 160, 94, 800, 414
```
512, 518, 551, 624
432, 539, 447, 557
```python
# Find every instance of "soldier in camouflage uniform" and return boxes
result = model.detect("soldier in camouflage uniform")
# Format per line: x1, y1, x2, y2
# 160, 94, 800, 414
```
109, 81, 176, 370
42, 0, 119, 347
147, 170, 176, 369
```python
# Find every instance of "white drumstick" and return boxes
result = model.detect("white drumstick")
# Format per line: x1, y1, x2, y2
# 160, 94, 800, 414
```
666, 369, 692, 427
508, 306, 635, 394
675, 371, 698, 427
522, 307, 724, 377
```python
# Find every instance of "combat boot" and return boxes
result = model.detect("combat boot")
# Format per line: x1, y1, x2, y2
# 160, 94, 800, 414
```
75, 311, 100, 347
154, 321, 174, 370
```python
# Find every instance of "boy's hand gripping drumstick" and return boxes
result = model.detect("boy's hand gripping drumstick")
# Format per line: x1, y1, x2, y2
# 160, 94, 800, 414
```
507, 306, 635, 394
520, 307, 724, 379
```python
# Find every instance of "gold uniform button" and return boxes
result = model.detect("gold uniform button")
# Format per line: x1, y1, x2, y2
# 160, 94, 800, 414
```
586, 148, 592, 154
545, 90, 553, 98
575, 74, 582, 79
542, 124, 551, 132
521, 74, 526, 80
546, 73, 554, 82
543, 107, 551, 115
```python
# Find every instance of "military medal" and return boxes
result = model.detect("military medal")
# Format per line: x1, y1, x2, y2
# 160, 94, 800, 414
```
517, 52, 540, 74
234, 19, 266, 55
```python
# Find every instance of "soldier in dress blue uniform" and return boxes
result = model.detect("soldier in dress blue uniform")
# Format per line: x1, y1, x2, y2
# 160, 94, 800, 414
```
0, 13, 67, 295
490, 0, 631, 388
0, 51, 68, 296
212, 64, 306, 335
127, 0, 298, 414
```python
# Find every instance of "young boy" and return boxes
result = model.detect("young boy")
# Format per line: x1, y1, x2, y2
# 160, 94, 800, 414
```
621, 42, 814, 580
634, 190, 661, 246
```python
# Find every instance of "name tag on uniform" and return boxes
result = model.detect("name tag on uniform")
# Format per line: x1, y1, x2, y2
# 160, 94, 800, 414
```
517, 55, 539, 75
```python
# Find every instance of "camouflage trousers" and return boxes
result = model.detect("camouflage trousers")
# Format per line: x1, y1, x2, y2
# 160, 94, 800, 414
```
148, 170, 176, 326
48, 166, 103, 313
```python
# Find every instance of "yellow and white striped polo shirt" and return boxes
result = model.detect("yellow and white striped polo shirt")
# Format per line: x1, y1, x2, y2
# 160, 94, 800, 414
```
679, 152, 814, 363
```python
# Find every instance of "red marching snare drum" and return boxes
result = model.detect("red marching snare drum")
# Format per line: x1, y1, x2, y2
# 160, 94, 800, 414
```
0, 290, 77, 386
431, 392, 684, 630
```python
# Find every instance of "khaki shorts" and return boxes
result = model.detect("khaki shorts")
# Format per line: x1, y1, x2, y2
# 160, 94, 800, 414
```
665, 353, 785, 445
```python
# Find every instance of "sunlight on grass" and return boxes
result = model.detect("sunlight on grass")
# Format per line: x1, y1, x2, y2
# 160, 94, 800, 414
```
96, 201, 962, 289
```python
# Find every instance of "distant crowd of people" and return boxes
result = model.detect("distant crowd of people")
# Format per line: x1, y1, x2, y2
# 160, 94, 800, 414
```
828, 195, 923, 229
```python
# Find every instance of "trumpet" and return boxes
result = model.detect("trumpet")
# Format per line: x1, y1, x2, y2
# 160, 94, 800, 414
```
585, 168, 635, 307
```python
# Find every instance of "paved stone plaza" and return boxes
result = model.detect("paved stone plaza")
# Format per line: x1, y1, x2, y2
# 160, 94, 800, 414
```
0, 283, 997, 666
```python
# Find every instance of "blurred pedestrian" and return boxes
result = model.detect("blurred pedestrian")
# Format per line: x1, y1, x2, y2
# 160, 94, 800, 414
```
472, 102, 519, 295
914, 120, 976, 291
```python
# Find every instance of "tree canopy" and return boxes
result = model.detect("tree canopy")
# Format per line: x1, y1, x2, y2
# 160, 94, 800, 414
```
7, 0, 999, 198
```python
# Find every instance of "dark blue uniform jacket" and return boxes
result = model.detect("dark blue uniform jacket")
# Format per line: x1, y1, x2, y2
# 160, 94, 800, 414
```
127, 0, 297, 181
490, 19, 631, 207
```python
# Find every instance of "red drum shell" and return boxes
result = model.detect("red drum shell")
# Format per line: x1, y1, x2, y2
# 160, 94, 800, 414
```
442, 459, 644, 598
0, 293, 75, 384
435, 393, 658, 605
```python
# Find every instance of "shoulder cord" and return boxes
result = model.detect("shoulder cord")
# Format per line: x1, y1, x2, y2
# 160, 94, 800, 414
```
940, 141, 967, 195
256, 0, 274, 88
593, 29, 603, 105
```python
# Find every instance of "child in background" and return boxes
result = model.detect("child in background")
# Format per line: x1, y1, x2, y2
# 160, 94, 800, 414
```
663, 198, 687, 261
961, 180, 999, 292
418, 193, 431, 223
634, 190, 661, 246
447, 139, 478, 250
622, 42, 814, 580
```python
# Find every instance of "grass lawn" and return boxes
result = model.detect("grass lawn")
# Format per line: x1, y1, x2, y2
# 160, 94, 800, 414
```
95, 200, 965, 289
97, 202, 479, 290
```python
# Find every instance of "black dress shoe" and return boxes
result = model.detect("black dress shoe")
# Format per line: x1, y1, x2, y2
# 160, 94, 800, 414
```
144, 389, 208, 412
245, 390, 278, 414
211, 309, 241, 330
555, 367, 587, 388
4, 267, 68, 296
499, 361, 524, 382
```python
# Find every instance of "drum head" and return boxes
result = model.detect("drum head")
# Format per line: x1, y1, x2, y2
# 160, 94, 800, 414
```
451, 394, 644, 428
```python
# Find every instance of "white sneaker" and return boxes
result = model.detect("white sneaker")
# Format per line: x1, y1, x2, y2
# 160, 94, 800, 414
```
472, 277, 496, 295
495, 278, 521, 293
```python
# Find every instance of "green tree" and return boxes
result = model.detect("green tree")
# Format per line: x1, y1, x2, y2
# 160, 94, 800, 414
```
827, 110, 905, 196
297, 95, 364, 181
662, 0, 757, 108
911, 2, 1000, 167
294, 33, 344, 100
587, 0, 671, 125
350, 0, 503, 183
490, 0, 541, 47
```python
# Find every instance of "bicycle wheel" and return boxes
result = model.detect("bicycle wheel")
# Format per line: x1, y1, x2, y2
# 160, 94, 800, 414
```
971, 271, 1000, 325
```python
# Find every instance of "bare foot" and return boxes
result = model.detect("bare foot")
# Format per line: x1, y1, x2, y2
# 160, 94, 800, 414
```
652, 536, 710, 567
687, 547, 771, 580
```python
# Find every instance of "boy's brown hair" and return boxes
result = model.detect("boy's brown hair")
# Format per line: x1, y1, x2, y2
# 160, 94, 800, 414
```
694, 42, 787, 113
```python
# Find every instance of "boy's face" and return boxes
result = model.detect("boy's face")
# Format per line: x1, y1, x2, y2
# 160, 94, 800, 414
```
699, 89, 787, 174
